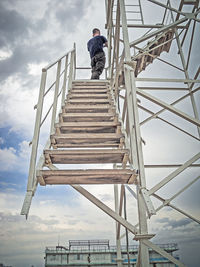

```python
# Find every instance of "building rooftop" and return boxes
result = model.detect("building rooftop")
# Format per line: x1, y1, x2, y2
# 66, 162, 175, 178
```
46, 240, 178, 254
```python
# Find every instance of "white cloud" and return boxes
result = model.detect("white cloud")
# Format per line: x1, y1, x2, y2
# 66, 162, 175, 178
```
0, 1, 199, 267
0, 141, 30, 173
0, 137, 4, 145
0, 189, 117, 267
0, 147, 17, 171
28, 62, 48, 76
0, 76, 37, 138
0, 48, 13, 61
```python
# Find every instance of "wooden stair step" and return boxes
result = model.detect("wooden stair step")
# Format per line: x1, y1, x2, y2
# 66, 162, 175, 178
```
68, 93, 110, 99
71, 89, 108, 93
56, 121, 120, 127
67, 99, 111, 104
57, 126, 117, 134
54, 143, 121, 148
65, 104, 112, 109
72, 86, 108, 90
51, 133, 124, 148
73, 81, 109, 86
133, 29, 174, 77
64, 105, 114, 114
55, 121, 120, 134
63, 104, 112, 113
60, 113, 116, 122
73, 83, 108, 86
73, 80, 109, 83
44, 149, 129, 164
38, 169, 137, 185
72, 82, 109, 87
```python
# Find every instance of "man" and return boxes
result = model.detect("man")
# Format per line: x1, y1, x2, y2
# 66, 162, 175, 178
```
87, 28, 108, 79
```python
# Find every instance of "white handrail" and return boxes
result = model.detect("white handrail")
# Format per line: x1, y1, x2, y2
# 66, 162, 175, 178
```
42, 48, 75, 71
21, 46, 76, 216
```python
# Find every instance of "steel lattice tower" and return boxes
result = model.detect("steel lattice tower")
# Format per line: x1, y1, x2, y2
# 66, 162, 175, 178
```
21, 1, 200, 266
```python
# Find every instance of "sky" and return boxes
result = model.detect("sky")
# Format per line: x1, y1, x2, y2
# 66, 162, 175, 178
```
0, 0, 200, 267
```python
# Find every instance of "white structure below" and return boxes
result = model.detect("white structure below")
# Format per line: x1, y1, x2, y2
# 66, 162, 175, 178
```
45, 240, 179, 267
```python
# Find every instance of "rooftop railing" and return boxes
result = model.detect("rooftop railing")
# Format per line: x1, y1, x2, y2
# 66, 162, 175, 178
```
45, 243, 178, 253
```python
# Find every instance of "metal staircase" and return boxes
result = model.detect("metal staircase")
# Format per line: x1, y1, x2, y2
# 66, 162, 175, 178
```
37, 80, 137, 185
21, 1, 199, 267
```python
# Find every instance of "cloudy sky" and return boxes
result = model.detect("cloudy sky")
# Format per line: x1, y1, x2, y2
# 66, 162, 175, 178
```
0, 0, 200, 267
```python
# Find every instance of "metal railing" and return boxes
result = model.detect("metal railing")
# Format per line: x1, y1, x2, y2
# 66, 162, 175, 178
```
21, 45, 76, 217
45, 243, 178, 253
104, 1, 200, 267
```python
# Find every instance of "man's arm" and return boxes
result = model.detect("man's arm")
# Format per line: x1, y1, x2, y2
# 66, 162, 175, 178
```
102, 36, 108, 48
103, 42, 108, 47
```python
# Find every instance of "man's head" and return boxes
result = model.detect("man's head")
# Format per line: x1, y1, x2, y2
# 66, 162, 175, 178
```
93, 28, 100, 37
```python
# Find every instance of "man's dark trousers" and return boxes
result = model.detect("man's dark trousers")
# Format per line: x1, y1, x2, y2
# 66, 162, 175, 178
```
91, 51, 105, 79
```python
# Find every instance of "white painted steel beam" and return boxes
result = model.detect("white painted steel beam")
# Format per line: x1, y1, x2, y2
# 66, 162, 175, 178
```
169, 3, 200, 138
114, 185, 123, 267
137, 89, 200, 127
130, 16, 188, 47
149, 152, 200, 195
119, 0, 150, 266
140, 87, 200, 126
21, 191, 33, 218
110, 24, 186, 29
26, 71, 47, 192
138, 104, 200, 141
71, 185, 138, 235
43, 48, 74, 71
140, 188, 156, 218
148, 0, 200, 23
117, 185, 125, 240
50, 60, 61, 135
142, 239, 187, 267
135, 78, 200, 83
123, 175, 200, 235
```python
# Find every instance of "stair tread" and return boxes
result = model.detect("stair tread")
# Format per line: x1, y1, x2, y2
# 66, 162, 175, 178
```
51, 133, 124, 148
56, 121, 119, 133
38, 169, 137, 185
65, 104, 111, 108
57, 121, 120, 126
71, 89, 108, 93
73, 81, 109, 85
52, 133, 123, 138
45, 148, 128, 154
38, 80, 134, 184
53, 144, 121, 148
68, 94, 110, 99
61, 113, 115, 117
44, 149, 129, 164
60, 113, 116, 122
68, 99, 111, 103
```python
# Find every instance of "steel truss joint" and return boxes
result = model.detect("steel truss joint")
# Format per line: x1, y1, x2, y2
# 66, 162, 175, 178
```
134, 234, 155, 241
140, 187, 156, 217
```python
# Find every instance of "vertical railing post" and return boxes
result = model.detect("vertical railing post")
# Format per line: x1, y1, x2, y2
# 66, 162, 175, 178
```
68, 51, 74, 93
22, 46, 75, 217
107, 0, 114, 79
27, 70, 47, 191
73, 43, 76, 80
111, 0, 120, 86
61, 55, 69, 106
119, 0, 150, 266
113, 0, 121, 106
114, 185, 123, 267
50, 60, 61, 135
